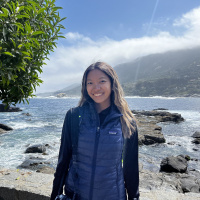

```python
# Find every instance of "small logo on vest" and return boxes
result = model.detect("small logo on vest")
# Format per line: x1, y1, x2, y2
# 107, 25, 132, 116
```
109, 131, 117, 135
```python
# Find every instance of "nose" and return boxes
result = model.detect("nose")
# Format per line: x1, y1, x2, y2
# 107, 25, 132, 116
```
93, 83, 101, 90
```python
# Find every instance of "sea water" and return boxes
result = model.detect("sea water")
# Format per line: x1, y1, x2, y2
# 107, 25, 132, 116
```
0, 97, 200, 172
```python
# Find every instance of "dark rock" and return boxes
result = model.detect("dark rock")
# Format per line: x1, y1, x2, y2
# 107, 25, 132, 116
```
0, 123, 13, 131
36, 166, 55, 174
136, 115, 165, 145
0, 104, 22, 112
191, 158, 198, 161
154, 125, 162, 131
167, 142, 176, 145
192, 138, 200, 144
22, 113, 31, 116
18, 157, 54, 174
140, 167, 200, 194
25, 144, 46, 154
19, 158, 45, 169
160, 155, 188, 173
192, 131, 200, 138
142, 134, 166, 145
132, 110, 184, 123
193, 148, 198, 151
0, 104, 8, 112
132, 110, 185, 146
180, 176, 200, 193
153, 108, 168, 111
185, 155, 191, 161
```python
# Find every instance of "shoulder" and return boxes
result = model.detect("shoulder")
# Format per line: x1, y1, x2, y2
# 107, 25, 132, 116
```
66, 106, 81, 118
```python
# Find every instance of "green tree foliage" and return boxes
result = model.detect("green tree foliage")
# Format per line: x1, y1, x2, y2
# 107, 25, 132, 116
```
0, 0, 66, 105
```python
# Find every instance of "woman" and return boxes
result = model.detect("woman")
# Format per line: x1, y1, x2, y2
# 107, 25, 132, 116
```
51, 62, 139, 200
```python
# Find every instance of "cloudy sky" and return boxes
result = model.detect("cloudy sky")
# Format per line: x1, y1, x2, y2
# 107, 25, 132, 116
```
36, 0, 200, 93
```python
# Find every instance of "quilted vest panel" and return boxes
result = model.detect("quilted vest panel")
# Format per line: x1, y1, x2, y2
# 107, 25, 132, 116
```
65, 103, 126, 200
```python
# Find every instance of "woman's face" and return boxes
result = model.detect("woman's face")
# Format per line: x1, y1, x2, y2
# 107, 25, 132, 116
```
86, 69, 112, 110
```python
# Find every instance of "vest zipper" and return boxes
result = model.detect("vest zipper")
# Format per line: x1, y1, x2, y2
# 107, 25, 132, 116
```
89, 126, 100, 200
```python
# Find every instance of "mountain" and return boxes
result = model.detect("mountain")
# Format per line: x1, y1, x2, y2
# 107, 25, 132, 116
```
114, 46, 200, 97
36, 83, 81, 97
37, 46, 200, 97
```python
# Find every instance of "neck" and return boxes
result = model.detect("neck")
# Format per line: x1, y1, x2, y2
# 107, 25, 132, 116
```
95, 103, 111, 113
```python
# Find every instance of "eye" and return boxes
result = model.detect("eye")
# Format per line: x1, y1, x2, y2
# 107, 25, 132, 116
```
87, 82, 92, 85
100, 80, 106, 83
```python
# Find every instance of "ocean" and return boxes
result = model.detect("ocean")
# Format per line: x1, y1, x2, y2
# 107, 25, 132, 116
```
0, 97, 200, 172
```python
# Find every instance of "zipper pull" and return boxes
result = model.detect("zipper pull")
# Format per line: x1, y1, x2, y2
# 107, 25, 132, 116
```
97, 126, 100, 134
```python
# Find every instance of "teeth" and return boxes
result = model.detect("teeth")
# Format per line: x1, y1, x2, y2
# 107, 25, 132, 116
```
94, 93, 102, 97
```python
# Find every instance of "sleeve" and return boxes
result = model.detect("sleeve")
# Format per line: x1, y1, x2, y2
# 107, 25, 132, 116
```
123, 125, 140, 200
50, 110, 72, 200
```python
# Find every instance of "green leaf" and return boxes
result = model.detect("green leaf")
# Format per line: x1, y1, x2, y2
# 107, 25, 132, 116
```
2, 8, 10, 16
2, 52, 14, 57
24, 57, 32, 60
17, 6, 25, 13
11, 2, 16, 14
0, 13, 7, 17
6, 3, 13, 12
21, 51, 30, 56
31, 31, 44, 36
30, 38, 40, 47
37, 8, 45, 15
20, 67, 25, 71
18, 44, 23, 49
57, 35, 65, 39
52, 7, 63, 11
3, 27, 7, 40
10, 38, 16, 48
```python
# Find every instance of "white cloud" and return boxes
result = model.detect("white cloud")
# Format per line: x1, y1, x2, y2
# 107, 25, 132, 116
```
173, 7, 200, 38
36, 7, 200, 93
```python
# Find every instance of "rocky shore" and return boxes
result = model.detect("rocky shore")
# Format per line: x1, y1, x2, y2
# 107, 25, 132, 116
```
0, 167, 200, 200
133, 109, 184, 145
0, 107, 199, 199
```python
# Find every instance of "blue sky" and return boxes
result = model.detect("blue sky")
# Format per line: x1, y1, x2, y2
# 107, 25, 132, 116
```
37, 0, 200, 93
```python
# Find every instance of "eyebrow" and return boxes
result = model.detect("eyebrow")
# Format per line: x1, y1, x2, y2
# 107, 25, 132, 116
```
87, 77, 107, 81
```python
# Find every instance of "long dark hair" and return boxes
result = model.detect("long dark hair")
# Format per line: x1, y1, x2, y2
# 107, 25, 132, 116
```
78, 62, 136, 138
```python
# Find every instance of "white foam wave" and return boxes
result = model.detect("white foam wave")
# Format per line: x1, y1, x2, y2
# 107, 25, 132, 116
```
125, 96, 177, 99
35, 96, 80, 99
9, 121, 60, 129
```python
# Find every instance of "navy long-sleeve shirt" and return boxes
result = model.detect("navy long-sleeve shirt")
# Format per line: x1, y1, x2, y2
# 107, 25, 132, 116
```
50, 108, 139, 200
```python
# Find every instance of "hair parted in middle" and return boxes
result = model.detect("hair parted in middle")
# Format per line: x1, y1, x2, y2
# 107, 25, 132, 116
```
78, 61, 136, 138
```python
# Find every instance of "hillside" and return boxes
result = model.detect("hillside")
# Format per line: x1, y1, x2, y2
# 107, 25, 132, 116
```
115, 46, 200, 97
36, 83, 81, 97
37, 46, 200, 97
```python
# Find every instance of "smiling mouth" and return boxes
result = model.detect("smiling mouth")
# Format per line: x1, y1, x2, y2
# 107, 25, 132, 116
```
93, 93, 103, 97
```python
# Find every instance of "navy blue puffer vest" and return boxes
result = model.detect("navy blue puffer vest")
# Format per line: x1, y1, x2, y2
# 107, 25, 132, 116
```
65, 102, 126, 200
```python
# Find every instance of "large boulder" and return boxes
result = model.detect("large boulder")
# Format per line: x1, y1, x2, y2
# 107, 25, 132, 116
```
192, 131, 200, 144
192, 131, 200, 138
25, 144, 46, 154
135, 114, 166, 145
0, 104, 22, 112
132, 110, 184, 123
18, 157, 55, 174
0, 123, 13, 131
192, 138, 200, 144
160, 155, 188, 173
139, 132, 166, 145
132, 110, 184, 146
180, 175, 200, 193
